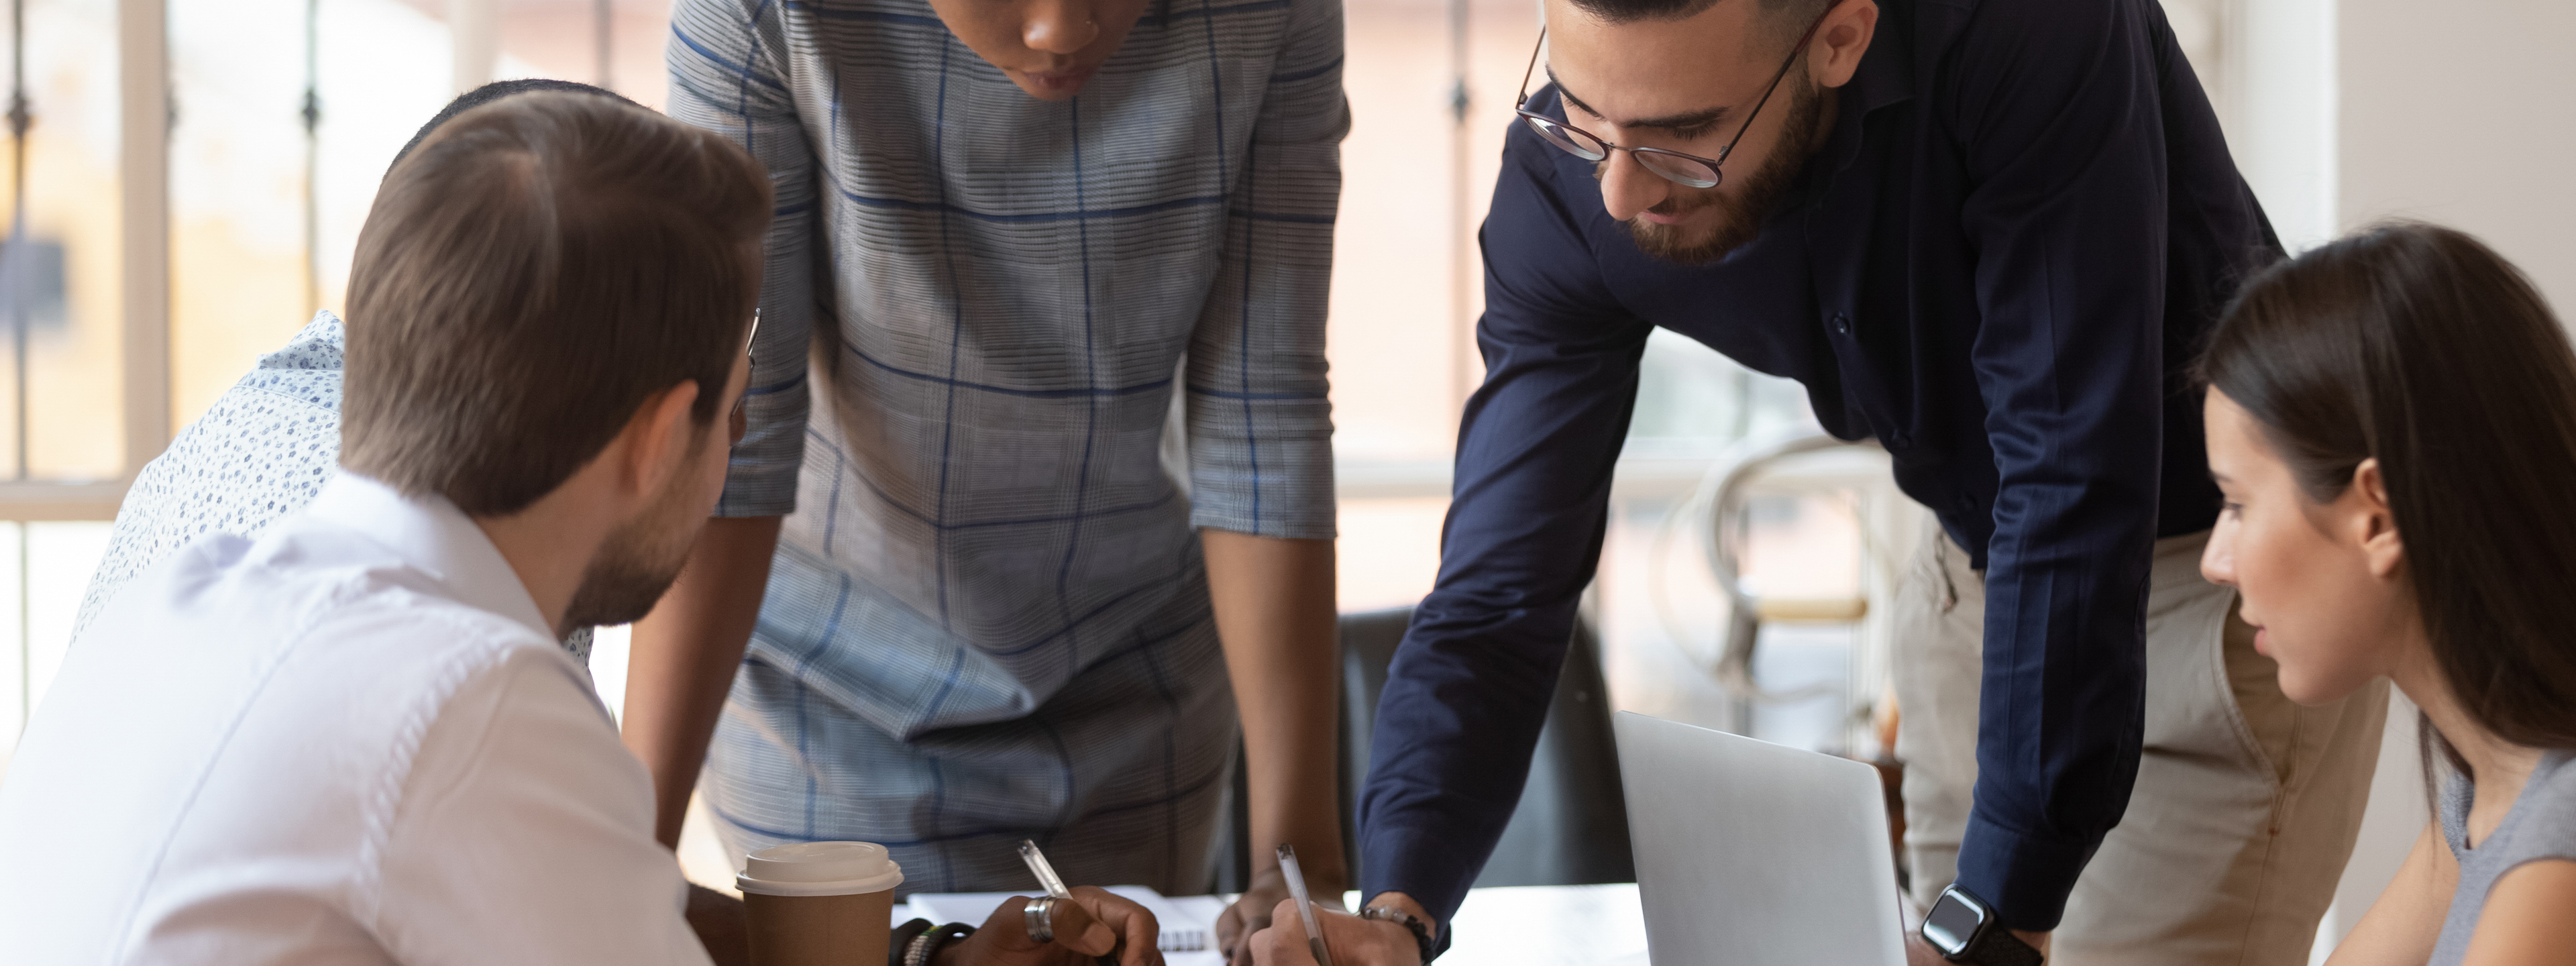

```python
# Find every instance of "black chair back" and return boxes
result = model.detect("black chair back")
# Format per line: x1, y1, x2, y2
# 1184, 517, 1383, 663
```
1338, 606, 1635, 887
1214, 607, 1635, 892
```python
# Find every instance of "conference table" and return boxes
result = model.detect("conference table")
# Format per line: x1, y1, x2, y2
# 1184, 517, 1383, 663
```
893, 883, 1650, 966
1420, 884, 1648, 965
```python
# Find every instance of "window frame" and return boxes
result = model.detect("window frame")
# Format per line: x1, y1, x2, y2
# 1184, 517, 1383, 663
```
0, 0, 168, 522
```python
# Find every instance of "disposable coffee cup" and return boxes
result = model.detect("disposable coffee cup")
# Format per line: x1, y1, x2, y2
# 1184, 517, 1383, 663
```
737, 841, 905, 966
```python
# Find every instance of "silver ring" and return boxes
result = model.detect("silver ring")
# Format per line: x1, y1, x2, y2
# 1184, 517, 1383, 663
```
1025, 895, 1057, 945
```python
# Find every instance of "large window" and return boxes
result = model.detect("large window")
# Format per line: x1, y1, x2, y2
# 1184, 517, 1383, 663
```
1329, 0, 1821, 614
0, 0, 131, 765
4, 0, 1827, 769
169, 0, 676, 426
1, 0, 124, 486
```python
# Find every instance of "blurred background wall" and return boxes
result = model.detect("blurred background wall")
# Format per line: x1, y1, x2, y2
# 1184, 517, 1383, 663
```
0, 3, 2567, 959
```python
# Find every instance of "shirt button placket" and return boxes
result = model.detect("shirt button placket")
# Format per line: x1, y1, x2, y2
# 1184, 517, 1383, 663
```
1831, 311, 1851, 335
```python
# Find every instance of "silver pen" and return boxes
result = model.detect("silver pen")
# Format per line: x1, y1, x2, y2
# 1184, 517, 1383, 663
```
1022, 840, 1124, 964
1018, 839, 1075, 900
1276, 845, 1336, 966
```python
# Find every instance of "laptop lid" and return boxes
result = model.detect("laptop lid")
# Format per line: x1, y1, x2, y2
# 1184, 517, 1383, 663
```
1612, 711, 1907, 966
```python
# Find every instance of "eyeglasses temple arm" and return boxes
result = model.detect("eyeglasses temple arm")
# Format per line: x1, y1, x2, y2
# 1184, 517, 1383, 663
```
1516, 25, 1548, 110
1715, 12, 1829, 163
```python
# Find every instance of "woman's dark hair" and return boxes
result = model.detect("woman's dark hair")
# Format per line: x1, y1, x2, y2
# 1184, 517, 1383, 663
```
2198, 221, 2576, 777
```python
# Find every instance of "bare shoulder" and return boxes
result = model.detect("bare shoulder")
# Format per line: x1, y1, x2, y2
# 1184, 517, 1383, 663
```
2460, 860, 2576, 965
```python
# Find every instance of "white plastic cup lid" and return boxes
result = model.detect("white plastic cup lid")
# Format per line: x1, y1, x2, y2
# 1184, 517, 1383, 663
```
736, 841, 906, 897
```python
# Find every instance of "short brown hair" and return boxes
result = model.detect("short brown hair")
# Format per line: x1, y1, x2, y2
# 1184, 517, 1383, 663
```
2199, 222, 2576, 767
341, 91, 771, 517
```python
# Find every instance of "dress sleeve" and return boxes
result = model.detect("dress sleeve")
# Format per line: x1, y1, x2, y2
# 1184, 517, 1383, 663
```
374, 649, 711, 965
1181, 0, 1346, 540
1946, 0, 2171, 931
669, 0, 818, 518
1355, 118, 1652, 930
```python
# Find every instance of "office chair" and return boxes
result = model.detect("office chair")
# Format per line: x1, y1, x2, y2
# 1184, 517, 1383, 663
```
1214, 606, 1635, 892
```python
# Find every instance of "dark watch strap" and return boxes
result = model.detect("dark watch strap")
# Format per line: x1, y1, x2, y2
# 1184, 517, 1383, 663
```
890, 919, 934, 966
1961, 926, 2043, 966
903, 922, 976, 966
1360, 905, 1438, 964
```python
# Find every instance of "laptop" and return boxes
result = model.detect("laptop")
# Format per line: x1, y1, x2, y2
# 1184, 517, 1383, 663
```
1613, 710, 1909, 965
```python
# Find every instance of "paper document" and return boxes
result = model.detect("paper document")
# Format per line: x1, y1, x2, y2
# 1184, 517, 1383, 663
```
907, 886, 1229, 963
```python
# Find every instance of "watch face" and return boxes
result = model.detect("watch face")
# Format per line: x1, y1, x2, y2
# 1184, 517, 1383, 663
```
1921, 892, 1986, 955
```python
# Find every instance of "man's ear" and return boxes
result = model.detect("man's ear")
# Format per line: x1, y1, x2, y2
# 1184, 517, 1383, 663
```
614, 381, 705, 500
1809, 0, 1878, 89
2349, 458, 2405, 580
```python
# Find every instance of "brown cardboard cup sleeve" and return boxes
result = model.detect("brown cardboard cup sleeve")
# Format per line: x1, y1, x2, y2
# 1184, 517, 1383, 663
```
736, 842, 905, 966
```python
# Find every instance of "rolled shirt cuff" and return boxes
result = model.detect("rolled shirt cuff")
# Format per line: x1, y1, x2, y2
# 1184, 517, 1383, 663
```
1358, 820, 1477, 951
1953, 810, 2100, 932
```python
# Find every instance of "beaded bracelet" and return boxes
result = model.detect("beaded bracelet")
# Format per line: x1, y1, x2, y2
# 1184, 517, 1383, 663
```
890, 918, 935, 966
1361, 905, 1438, 964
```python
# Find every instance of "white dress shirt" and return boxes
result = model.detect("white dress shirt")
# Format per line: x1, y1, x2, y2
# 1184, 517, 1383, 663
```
0, 474, 709, 965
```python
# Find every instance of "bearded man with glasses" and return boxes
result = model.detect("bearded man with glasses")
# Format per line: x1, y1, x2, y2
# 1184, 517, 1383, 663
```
1281, 1, 2392, 965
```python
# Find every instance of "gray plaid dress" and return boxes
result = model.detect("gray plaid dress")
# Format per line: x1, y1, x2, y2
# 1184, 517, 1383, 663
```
669, 0, 1343, 893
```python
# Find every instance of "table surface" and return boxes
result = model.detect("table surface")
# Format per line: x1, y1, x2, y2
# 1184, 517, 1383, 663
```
1440, 883, 1649, 965
894, 883, 1650, 966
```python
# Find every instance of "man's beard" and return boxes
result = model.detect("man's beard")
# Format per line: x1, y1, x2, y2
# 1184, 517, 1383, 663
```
1611, 76, 1824, 266
561, 466, 703, 633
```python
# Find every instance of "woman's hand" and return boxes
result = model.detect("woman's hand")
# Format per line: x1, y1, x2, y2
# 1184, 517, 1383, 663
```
937, 886, 1165, 966
1218, 863, 1350, 965
1246, 900, 1421, 966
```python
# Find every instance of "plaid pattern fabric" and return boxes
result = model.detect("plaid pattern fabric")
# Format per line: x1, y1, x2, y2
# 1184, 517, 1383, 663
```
669, 0, 1343, 892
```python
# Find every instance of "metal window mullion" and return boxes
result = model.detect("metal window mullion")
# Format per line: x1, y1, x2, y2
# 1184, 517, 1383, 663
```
1445, 0, 1471, 423
302, 0, 319, 317
9, 0, 26, 485
120, 0, 170, 479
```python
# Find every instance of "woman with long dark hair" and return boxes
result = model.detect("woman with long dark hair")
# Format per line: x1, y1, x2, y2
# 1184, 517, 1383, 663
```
2198, 221, 2576, 965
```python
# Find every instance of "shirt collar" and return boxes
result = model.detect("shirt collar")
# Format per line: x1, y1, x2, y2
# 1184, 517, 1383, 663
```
304, 472, 554, 642
257, 310, 345, 373
1812, 2, 1917, 180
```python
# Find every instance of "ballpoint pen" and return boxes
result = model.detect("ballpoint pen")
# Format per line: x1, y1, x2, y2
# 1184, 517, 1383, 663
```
1020, 839, 1124, 965
1018, 839, 1074, 902
1277, 845, 1336, 966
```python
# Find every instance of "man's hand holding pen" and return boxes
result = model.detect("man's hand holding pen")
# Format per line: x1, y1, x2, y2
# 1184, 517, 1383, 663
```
984, 839, 1164, 966
1216, 862, 1351, 965
1243, 902, 1422, 966
936, 888, 1163, 966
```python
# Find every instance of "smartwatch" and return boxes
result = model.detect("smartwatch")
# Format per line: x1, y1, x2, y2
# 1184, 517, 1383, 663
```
1919, 885, 2044, 966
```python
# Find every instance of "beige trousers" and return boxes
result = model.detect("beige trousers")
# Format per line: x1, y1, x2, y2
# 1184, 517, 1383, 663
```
1892, 524, 2388, 966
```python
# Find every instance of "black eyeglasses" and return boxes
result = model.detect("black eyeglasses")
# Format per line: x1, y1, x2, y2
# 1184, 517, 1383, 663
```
1513, 11, 1829, 190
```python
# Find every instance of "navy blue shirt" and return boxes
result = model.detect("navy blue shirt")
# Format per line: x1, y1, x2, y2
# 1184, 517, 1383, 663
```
1357, 0, 2277, 934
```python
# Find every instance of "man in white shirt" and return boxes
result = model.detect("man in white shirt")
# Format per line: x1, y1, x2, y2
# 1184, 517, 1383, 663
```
68, 79, 639, 663
0, 91, 1148, 965
0, 87, 763, 965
